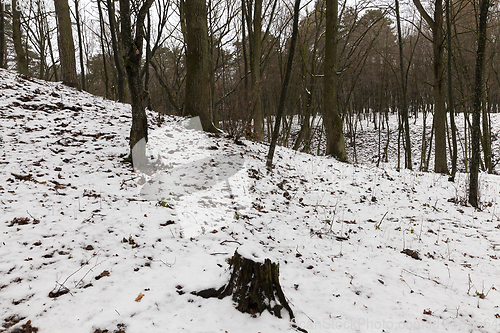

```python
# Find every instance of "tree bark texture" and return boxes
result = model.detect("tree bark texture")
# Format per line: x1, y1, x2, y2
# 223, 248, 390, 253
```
120, 0, 154, 168
0, 2, 5, 68
184, 0, 217, 132
395, 0, 411, 170
469, 0, 489, 207
12, 0, 28, 75
267, 0, 301, 170
251, 0, 264, 141
36, 1, 46, 79
194, 250, 294, 320
432, 0, 448, 174
74, 0, 86, 90
413, 0, 448, 174
446, 0, 457, 180
107, 0, 126, 101
324, 0, 347, 161
54, 0, 79, 88
482, 98, 492, 173
97, 0, 109, 98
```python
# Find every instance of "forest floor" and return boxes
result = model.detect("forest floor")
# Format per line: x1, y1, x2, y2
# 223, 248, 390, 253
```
1, 68, 500, 333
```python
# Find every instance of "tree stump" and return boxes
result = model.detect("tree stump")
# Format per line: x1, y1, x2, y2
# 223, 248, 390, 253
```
194, 247, 294, 319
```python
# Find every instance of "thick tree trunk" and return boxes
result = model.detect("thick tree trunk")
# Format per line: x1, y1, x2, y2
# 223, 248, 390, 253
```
469, 0, 489, 207
184, 0, 217, 132
324, 0, 347, 161
12, 0, 28, 75
54, 0, 79, 88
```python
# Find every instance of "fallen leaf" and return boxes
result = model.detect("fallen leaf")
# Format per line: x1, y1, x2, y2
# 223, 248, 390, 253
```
95, 270, 110, 280
135, 293, 144, 302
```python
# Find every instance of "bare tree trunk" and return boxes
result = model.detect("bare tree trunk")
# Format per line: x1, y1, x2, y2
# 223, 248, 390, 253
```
97, 0, 109, 98
241, 0, 250, 122
54, 0, 79, 88
432, 0, 448, 174
107, 0, 125, 101
144, 11, 152, 111
120, 0, 154, 168
267, 0, 301, 170
47, 27, 58, 81
294, 5, 323, 153
395, 0, 411, 170
183, 0, 217, 132
469, 0, 489, 207
482, 94, 492, 173
251, 0, 263, 141
35, 0, 46, 79
446, 0, 457, 180
74, 0, 86, 90
426, 109, 434, 172
420, 106, 427, 171
413, 0, 448, 174
324, 0, 347, 161
12, 0, 28, 75
0, 3, 5, 68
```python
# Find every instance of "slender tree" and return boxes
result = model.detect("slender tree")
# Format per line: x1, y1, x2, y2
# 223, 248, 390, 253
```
107, 0, 125, 101
395, 0, 411, 169
446, 0, 457, 180
34, 0, 47, 79
44, 3, 58, 82
97, 0, 109, 98
469, 0, 489, 207
293, 2, 325, 153
74, 0, 86, 90
0, 2, 5, 68
120, 0, 154, 168
267, 0, 301, 170
413, 0, 448, 174
251, 0, 264, 141
324, 0, 347, 161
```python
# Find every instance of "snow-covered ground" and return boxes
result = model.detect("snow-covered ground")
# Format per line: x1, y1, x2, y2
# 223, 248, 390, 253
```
1, 68, 500, 333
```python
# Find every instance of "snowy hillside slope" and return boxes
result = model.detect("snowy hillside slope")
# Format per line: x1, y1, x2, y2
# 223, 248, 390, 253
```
1, 69, 500, 333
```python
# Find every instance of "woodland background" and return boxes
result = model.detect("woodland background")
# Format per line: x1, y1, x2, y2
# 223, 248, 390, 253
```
1, 0, 498, 193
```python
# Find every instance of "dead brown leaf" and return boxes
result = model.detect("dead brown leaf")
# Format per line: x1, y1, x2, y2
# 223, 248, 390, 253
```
135, 293, 144, 302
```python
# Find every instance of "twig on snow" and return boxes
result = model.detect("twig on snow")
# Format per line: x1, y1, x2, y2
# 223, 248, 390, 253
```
375, 211, 388, 230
